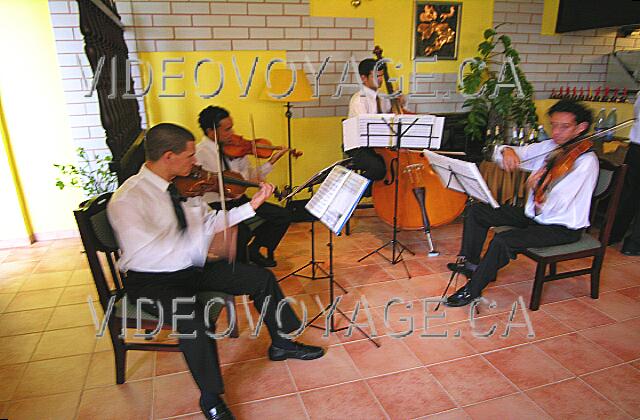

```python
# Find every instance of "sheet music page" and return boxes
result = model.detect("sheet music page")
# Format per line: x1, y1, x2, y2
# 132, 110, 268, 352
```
342, 114, 444, 150
305, 165, 351, 219
324, 171, 369, 234
305, 166, 370, 234
424, 151, 499, 208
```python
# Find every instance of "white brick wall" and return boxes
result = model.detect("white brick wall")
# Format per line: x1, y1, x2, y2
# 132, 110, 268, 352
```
48, 0, 640, 157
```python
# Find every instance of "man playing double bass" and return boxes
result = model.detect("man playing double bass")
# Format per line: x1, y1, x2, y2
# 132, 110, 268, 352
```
346, 58, 391, 182
445, 99, 599, 307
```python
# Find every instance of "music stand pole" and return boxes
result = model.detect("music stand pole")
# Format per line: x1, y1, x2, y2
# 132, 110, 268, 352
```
304, 227, 380, 347
358, 120, 415, 277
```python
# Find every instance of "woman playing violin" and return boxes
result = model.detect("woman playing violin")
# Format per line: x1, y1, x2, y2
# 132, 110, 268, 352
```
195, 105, 292, 268
444, 99, 599, 307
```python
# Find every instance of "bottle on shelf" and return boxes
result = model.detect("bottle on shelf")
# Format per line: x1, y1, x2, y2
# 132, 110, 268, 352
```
511, 127, 519, 146
619, 88, 628, 103
604, 108, 617, 140
602, 86, 611, 102
528, 128, 536, 143
610, 88, 619, 102
593, 86, 602, 102
550, 88, 557, 99
594, 108, 606, 133
537, 124, 549, 141
578, 87, 585, 101
572, 86, 577, 100
494, 125, 502, 145
518, 127, 525, 146
558, 86, 564, 99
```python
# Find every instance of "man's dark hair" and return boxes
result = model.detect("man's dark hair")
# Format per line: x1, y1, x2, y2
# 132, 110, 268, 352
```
358, 58, 380, 77
198, 105, 230, 134
144, 123, 194, 162
547, 99, 593, 129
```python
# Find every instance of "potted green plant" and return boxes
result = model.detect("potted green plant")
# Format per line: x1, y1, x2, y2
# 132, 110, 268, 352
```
54, 147, 117, 196
460, 26, 538, 145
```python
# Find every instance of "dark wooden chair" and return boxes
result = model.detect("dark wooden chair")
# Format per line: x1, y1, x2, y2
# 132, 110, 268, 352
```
74, 193, 238, 384
501, 160, 627, 310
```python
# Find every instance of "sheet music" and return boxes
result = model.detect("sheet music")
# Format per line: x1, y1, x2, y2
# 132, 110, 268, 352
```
424, 151, 500, 208
342, 114, 444, 151
305, 166, 370, 234
282, 158, 352, 201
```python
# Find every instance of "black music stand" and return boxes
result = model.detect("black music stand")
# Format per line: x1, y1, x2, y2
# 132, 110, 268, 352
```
423, 151, 499, 311
301, 166, 380, 347
278, 159, 351, 288
357, 116, 439, 278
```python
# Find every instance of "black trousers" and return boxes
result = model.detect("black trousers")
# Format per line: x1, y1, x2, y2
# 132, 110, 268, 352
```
210, 196, 292, 260
124, 261, 300, 396
610, 143, 640, 249
460, 203, 582, 297
346, 147, 386, 181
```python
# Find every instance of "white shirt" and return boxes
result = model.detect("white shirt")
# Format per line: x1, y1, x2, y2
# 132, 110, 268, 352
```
107, 164, 256, 272
195, 136, 273, 203
629, 93, 640, 146
494, 139, 599, 229
348, 85, 392, 118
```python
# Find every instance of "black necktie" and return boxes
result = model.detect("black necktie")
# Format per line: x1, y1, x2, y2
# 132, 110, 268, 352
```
167, 183, 187, 230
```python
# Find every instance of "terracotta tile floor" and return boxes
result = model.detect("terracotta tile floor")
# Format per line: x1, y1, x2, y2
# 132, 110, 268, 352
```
1, 214, 639, 419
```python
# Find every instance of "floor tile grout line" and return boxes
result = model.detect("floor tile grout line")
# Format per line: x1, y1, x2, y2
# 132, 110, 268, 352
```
576, 375, 636, 419
281, 359, 311, 420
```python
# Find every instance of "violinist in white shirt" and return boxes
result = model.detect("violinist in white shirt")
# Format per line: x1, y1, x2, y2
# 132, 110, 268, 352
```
195, 106, 291, 268
445, 99, 599, 307
107, 123, 323, 420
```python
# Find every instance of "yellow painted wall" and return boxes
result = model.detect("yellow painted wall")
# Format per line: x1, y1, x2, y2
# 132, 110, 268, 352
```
139, 51, 344, 189
310, 0, 494, 85
0, 97, 31, 246
0, 0, 82, 244
541, 0, 560, 36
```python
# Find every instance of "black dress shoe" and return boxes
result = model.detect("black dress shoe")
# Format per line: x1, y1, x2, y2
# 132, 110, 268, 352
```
268, 342, 324, 361
621, 247, 640, 256
446, 261, 475, 278
200, 399, 235, 420
249, 249, 277, 267
444, 284, 479, 307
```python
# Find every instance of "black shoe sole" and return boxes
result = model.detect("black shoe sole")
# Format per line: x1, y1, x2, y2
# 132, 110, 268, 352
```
268, 348, 324, 361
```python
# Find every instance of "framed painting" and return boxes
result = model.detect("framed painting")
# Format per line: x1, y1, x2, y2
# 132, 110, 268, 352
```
413, 2, 462, 61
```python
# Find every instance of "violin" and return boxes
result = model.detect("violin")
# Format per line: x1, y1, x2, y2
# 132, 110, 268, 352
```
533, 139, 593, 206
174, 165, 260, 197
529, 119, 636, 206
223, 134, 303, 159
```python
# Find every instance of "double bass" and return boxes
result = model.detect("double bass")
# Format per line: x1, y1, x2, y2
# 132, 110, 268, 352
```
370, 46, 466, 230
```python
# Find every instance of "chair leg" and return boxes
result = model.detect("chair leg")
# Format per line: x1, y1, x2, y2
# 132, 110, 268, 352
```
549, 262, 557, 276
590, 254, 604, 299
225, 295, 239, 338
530, 262, 547, 311
345, 219, 351, 236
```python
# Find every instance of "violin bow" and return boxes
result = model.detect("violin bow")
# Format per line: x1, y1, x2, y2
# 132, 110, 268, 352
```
249, 114, 260, 170
516, 119, 636, 164
211, 118, 233, 256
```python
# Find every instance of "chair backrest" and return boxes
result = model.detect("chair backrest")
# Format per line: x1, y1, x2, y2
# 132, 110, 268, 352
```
74, 192, 124, 313
590, 160, 628, 246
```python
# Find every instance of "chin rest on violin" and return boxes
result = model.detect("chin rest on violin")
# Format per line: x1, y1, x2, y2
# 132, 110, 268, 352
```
223, 134, 302, 159
174, 165, 260, 198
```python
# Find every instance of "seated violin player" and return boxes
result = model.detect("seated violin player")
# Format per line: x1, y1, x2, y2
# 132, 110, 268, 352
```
107, 122, 324, 420
196, 105, 292, 268
445, 99, 599, 307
